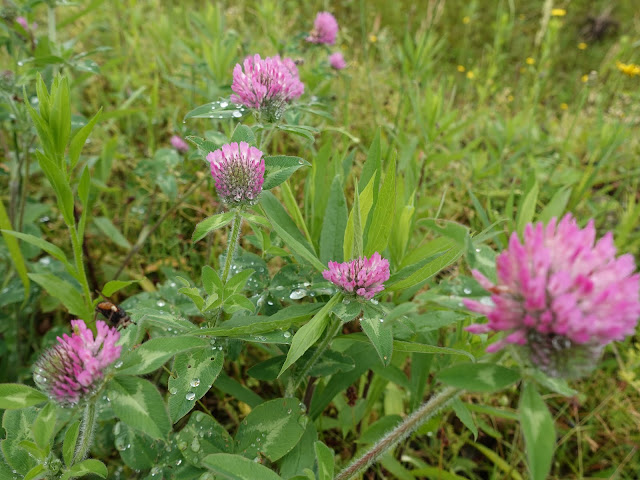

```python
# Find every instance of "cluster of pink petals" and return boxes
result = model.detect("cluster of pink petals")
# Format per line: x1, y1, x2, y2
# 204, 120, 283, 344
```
329, 52, 346, 70
170, 135, 189, 153
323, 252, 390, 300
230, 54, 304, 117
16, 16, 36, 31
306, 12, 339, 45
207, 142, 265, 206
464, 215, 640, 356
34, 320, 122, 406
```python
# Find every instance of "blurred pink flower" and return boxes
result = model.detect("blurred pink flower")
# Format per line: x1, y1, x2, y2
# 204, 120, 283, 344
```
329, 52, 346, 70
306, 12, 338, 45
207, 142, 265, 206
34, 320, 122, 406
231, 54, 304, 122
16, 16, 28, 30
323, 252, 390, 300
170, 135, 189, 153
464, 214, 640, 377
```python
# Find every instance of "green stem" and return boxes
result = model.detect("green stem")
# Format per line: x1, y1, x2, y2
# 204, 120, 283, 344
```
288, 316, 343, 397
70, 227, 93, 316
221, 212, 242, 284
281, 181, 314, 247
73, 401, 96, 465
47, 4, 56, 45
335, 386, 462, 480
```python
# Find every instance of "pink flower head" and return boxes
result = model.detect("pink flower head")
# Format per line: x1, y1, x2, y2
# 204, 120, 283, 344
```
464, 214, 640, 378
231, 54, 304, 122
34, 320, 122, 406
307, 12, 339, 45
170, 135, 189, 153
329, 52, 346, 70
16, 16, 29, 30
323, 252, 390, 300
207, 142, 265, 207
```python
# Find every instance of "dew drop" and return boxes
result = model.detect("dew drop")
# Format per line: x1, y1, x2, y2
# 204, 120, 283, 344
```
379, 318, 384, 323
186, 392, 196, 401
114, 361, 123, 368
298, 159, 304, 164
287, 409, 292, 414
298, 402, 307, 413
176, 459, 182, 466
370, 298, 379, 305
283, 331, 291, 338
191, 438, 201, 452
289, 289, 307, 300
190, 378, 201, 388
232, 110, 242, 118
169, 387, 178, 395
463, 288, 472, 295
475, 248, 481, 253
157, 300, 166, 307
194, 411, 204, 422
220, 101, 228, 108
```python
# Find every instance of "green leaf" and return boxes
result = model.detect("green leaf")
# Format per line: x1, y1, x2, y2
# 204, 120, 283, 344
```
276, 124, 318, 142
34, 150, 74, 227
108, 376, 171, 440
519, 382, 555, 480
178, 287, 205, 311
115, 336, 209, 376
319, 176, 348, 264
77, 165, 91, 211
364, 153, 396, 256
202, 453, 283, 480
215, 372, 264, 408
63, 421, 80, 467
202, 265, 223, 296
231, 123, 257, 145
176, 412, 233, 468
1, 408, 39, 474
359, 129, 381, 193
224, 268, 255, 294
314, 441, 334, 480
279, 422, 318, 479
184, 101, 249, 121
516, 177, 539, 235
113, 422, 164, 470
261, 192, 325, 272
1, 230, 70, 266
32, 402, 57, 450
169, 348, 224, 423
360, 305, 393, 366
538, 186, 572, 224
23, 464, 45, 480
192, 211, 236, 243
0, 384, 48, 410
344, 176, 374, 260
0, 203, 30, 299
50, 76, 72, 158
451, 398, 478, 440
279, 294, 342, 376
69, 108, 102, 169
93, 217, 131, 249
101, 280, 138, 297
235, 398, 308, 461
60, 459, 107, 479
262, 156, 311, 190
436, 363, 520, 393
28, 273, 92, 320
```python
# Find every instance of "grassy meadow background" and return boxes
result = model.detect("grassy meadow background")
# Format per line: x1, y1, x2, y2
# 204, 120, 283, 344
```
2, 0, 640, 477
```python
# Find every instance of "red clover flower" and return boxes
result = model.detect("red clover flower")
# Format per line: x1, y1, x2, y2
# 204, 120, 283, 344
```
329, 52, 346, 70
230, 54, 304, 122
207, 142, 265, 207
34, 320, 122, 406
170, 135, 189, 153
306, 12, 338, 45
464, 214, 640, 378
323, 252, 390, 300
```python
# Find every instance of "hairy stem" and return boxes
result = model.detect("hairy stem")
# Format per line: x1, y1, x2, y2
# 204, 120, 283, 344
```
70, 227, 93, 316
221, 212, 242, 284
335, 386, 462, 480
73, 401, 96, 465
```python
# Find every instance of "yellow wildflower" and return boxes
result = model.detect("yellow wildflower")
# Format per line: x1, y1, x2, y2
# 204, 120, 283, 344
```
457, 65, 465, 72
466, 71, 475, 80
581, 74, 589, 83
368, 34, 377, 43
551, 8, 566, 17
616, 61, 640, 77
578, 42, 587, 50
462, 16, 470, 24
507, 95, 514, 102
526, 57, 535, 65
560, 103, 568, 110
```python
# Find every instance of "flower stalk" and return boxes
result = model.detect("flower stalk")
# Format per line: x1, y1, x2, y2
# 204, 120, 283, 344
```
335, 386, 462, 480
221, 212, 242, 284
73, 401, 96, 465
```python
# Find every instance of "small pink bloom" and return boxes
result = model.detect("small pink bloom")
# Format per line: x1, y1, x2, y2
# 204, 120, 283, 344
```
323, 252, 390, 300
306, 12, 339, 45
464, 214, 640, 378
329, 52, 346, 70
170, 135, 189, 153
207, 142, 265, 206
231, 54, 304, 122
16, 16, 29, 30
34, 320, 122, 406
